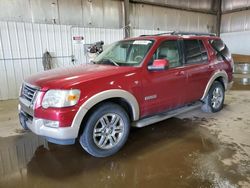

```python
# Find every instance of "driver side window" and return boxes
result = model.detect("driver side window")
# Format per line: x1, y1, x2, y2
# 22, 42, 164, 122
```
150, 40, 181, 68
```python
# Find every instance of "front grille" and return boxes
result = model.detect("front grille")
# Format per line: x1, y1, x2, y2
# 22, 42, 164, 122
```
21, 84, 38, 102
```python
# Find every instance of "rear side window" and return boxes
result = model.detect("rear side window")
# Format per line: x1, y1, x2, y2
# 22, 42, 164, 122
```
184, 40, 208, 64
209, 39, 231, 61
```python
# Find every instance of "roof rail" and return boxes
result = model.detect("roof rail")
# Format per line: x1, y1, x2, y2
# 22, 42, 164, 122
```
172, 31, 216, 36
139, 31, 216, 37
139, 31, 174, 37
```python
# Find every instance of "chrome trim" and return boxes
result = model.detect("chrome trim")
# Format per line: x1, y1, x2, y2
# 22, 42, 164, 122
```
93, 113, 125, 149
24, 82, 40, 90
19, 97, 34, 116
211, 87, 224, 109
201, 70, 228, 101
71, 89, 140, 137
19, 90, 42, 117
22, 83, 39, 103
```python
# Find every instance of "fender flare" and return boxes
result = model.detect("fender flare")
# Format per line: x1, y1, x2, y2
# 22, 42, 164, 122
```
201, 70, 228, 101
70, 89, 140, 138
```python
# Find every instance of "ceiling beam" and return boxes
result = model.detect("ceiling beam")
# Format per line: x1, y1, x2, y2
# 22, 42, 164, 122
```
130, 0, 217, 15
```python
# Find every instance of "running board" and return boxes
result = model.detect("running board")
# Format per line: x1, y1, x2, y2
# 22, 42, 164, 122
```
132, 101, 203, 128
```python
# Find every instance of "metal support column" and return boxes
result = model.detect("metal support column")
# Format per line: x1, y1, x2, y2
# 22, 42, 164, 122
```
216, 0, 222, 36
124, 0, 130, 38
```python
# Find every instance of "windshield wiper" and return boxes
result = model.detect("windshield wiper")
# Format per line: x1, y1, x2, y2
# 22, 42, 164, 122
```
98, 58, 119, 67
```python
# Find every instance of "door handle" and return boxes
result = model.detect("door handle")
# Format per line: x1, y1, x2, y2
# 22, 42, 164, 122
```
175, 71, 185, 76
208, 65, 213, 69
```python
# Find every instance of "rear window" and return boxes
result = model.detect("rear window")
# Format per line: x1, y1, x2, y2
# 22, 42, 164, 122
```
184, 40, 208, 64
209, 39, 231, 61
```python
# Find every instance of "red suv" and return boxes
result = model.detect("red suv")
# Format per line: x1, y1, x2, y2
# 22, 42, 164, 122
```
19, 32, 233, 157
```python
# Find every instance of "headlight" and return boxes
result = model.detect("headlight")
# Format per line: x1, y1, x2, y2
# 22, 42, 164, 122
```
42, 89, 80, 108
19, 84, 23, 97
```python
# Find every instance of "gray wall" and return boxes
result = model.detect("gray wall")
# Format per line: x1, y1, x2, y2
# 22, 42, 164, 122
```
222, 0, 250, 12
0, 0, 217, 32
131, 3, 216, 32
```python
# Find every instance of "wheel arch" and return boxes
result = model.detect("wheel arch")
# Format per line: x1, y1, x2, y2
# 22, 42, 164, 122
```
201, 70, 228, 101
70, 89, 140, 138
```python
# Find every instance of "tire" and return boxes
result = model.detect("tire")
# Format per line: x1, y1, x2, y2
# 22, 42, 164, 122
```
201, 81, 225, 113
79, 102, 130, 157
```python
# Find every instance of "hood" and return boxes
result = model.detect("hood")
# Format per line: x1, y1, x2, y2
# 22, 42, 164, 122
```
25, 64, 137, 90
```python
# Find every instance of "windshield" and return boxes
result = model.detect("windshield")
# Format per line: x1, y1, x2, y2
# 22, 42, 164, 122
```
93, 40, 154, 66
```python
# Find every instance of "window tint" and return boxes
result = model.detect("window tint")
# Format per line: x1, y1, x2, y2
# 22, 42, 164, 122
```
209, 39, 231, 62
151, 40, 181, 68
184, 40, 208, 64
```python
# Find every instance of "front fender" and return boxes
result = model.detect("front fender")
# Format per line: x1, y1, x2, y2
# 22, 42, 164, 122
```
69, 89, 140, 138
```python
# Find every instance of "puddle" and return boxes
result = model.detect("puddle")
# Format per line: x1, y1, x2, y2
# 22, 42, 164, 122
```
0, 133, 47, 178
0, 118, 243, 188
231, 76, 250, 90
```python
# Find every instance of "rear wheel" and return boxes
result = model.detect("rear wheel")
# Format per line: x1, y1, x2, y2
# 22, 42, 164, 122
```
202, 81, 225, 113
79, 102, 130, 157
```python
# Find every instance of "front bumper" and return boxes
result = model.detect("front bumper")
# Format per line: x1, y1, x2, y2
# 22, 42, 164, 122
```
18, 105, 76, 145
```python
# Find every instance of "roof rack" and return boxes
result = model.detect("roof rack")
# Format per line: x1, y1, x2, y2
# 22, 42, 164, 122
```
139, 31, 216, 37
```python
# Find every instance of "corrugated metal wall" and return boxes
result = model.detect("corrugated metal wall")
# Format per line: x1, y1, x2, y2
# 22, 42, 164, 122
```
221, 10, 250, 33
131, 4, 216, 32
0, 21, 123, 100
0, 0, 124, 29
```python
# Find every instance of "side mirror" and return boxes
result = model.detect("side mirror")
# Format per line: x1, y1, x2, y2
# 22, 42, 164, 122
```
148, 59, 169, 71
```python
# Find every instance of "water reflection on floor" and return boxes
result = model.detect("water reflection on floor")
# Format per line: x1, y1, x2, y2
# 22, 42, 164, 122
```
232, 74, 250, 90
0, 118, 219, 188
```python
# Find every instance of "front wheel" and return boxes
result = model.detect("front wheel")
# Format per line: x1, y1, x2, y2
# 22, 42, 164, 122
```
202, 81, 225, 113
79, 102, 130, 157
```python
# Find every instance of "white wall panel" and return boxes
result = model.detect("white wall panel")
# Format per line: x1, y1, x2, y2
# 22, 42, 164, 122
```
221, 31, 250, 55
0, 21, 124, 100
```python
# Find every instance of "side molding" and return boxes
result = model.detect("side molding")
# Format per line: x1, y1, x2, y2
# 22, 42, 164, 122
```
70, 89, 140, 138
201, 70, 228, 101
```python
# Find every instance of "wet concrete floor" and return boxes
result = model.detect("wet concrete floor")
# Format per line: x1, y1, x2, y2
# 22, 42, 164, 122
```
0, 118, 241, 188
0, 75, 249, 188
